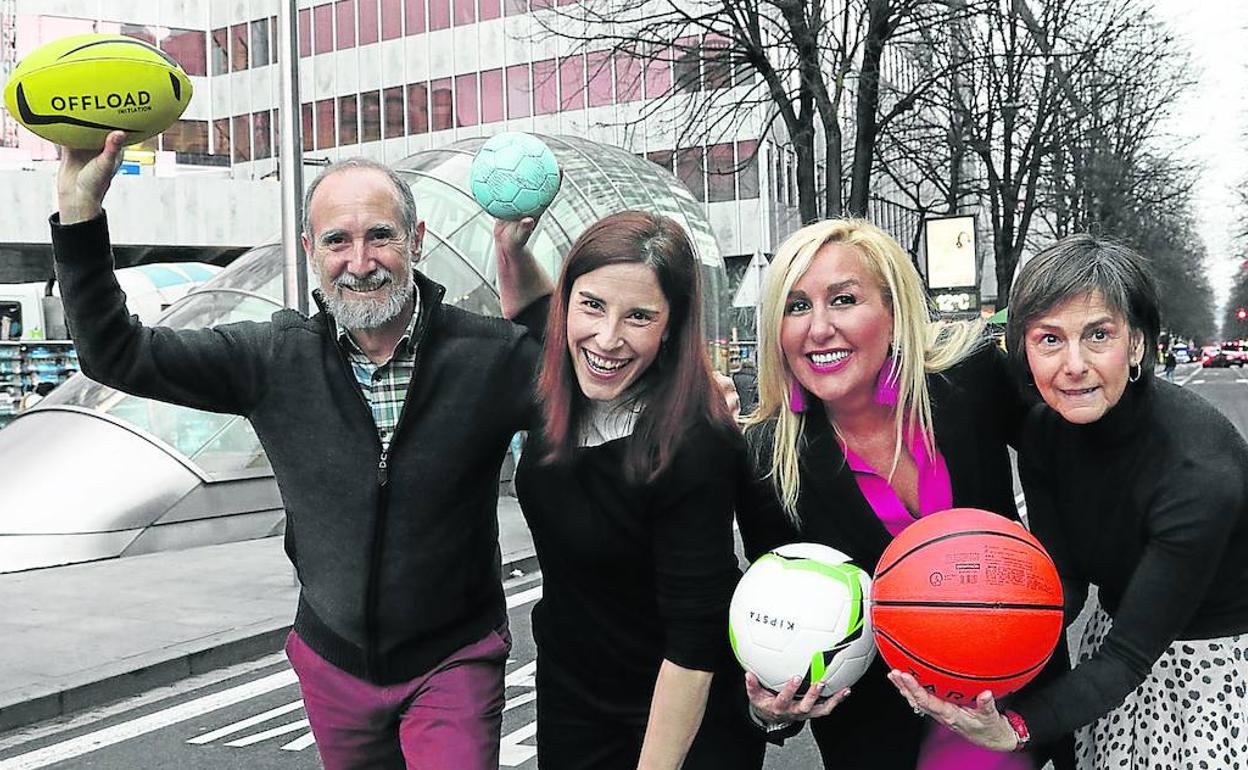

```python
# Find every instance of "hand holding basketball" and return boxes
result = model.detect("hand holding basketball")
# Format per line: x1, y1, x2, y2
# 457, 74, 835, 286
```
57, 129, 126, 224
888, 670, 1020, 752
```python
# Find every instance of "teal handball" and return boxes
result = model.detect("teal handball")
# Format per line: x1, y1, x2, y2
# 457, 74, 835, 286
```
469, 132, 561, 220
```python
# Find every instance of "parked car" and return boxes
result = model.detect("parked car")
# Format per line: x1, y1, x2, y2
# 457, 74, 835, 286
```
1172, 344, 1191, 364
1201, 346, 1229, 368
1221, 340, 1248, 367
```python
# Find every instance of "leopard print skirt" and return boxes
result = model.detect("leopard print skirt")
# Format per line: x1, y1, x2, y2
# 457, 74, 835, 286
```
1074, 602, 1248, 770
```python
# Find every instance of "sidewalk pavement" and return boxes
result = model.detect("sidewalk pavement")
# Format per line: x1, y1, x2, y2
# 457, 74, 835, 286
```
0, 495, 536, 734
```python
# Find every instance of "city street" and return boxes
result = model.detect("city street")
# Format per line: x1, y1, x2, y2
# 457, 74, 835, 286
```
0, 363, 1243, 769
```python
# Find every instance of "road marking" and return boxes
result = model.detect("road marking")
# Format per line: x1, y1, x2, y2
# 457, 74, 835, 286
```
504, 691, 537, 712
224, 718, 310, 747
506, 586, 542, 609
499, 721, 538, 767
1190, 379, 1206, 385
1178, 368, 1201, 386
281, 732, 318, 752
0, 670, 297, 770
186, 699, 304, 744
506, 660, 537, 688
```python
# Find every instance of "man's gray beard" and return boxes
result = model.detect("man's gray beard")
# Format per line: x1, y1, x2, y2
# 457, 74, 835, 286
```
323, 270, 415, 330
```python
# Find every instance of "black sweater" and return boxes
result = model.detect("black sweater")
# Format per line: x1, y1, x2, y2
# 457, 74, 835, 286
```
52, 212, 543, 684
1012, 376, 1248, 745
515, 420, 745, 718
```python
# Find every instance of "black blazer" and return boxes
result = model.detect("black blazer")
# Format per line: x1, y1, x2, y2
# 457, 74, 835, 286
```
735, 344, 1073, 770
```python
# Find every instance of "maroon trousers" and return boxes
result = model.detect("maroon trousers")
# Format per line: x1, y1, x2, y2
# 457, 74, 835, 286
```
285, 627, 510, 769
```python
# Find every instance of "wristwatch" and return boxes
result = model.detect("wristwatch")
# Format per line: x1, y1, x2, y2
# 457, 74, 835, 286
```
1003, 710, 1030, 752
748, 706, 793, 733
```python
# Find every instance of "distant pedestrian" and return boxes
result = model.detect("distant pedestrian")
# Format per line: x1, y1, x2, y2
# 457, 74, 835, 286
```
53, 131, 554, 770
504, 211, 765, 769
1163, 349, 1177, 382
731, 358, 759, 416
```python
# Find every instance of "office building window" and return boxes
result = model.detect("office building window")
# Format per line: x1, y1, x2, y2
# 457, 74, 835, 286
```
360, 0, 380, 44
299, 9, 312, 56
273, 106, 281, 154
615, 51, 641, 102
737, 140, 759, 199
645, 48, 671, 99
337, 0, 357, 48
586, 51, 612, 107
453, 0, 475, 26
210, 27, 229, 75
384, 86, 405, 136
314, 4, 334, 54
121, 24, 156, 45
361, 91, 382, 142
339, 94, 359, 145
504, 0, 527, 15
252, 111, 272, 159
506, 64, 531, 119
676, 146, 704, 201
559, 54, 585, 111
674, 37, 700, 93
533, 59, 558, 115
302, 103, 314, 151
430, 78, 454, 130
531, 0, 554, 10
382, 0, 403, 39
407, 82, 429, 134
429, 0, 451, 30
786, 152, 795, 205
162, 120, 209, 154
647, 149, 673, 173
213, 117, 231, 157
480, 0, 501, 21
480, 69, 503, 123
704, 37, 732, 90
405, 0, 426, 34
270, 17, 279, 63
161, 28, 206, 77
316, 98, 336, 148
250, 19, 270, 67
455, 73, 478, 126
230, 24, 248, 71
706, 142, 734, 202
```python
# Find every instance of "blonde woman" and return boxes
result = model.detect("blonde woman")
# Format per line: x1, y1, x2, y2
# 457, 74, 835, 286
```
735, 219, 1070, 770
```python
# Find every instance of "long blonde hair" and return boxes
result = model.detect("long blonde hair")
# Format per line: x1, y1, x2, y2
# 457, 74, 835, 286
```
744, 219, 985, 523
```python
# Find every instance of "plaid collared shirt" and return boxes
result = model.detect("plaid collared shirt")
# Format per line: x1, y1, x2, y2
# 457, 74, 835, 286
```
331, 287, 421, 452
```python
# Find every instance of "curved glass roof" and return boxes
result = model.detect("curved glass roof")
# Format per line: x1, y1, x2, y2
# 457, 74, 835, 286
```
33, 135, 728, 480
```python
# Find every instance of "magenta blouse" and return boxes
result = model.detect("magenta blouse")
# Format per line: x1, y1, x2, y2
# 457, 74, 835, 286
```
841, 428, 1034, 770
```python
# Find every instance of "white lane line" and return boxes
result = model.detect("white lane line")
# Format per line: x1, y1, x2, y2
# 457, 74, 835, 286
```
506, 586, 542, 609
504, 691, 537, 712
186, 699, 304, 744
1178, 367, 1201, 386
1190, 379, 1207, 385
0, 670, 297, 770
223, 718, 310, 747
505, 661, 537, 688
499, 721, 539, 767
281, 732, 318, 752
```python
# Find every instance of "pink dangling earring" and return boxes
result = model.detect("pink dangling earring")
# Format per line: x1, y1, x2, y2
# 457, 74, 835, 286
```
875, 356, 899, 406
788, 380, 806, 413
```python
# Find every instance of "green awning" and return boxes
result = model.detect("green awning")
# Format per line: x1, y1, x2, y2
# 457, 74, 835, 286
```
987, 307, 1008, 324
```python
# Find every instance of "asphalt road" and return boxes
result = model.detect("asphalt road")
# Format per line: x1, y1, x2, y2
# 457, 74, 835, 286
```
0, 362, 1243, 769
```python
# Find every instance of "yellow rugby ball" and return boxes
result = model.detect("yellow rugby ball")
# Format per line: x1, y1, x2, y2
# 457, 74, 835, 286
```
3, 33, 193, 149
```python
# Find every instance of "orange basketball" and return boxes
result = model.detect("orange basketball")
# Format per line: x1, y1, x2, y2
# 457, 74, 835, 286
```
870, 508, 1064, 703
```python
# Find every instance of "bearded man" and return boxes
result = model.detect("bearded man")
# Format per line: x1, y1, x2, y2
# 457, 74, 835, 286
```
52, 132, 552, 770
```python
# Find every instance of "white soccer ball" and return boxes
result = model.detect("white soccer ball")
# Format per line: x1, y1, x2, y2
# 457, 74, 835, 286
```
729, 543, 876, 696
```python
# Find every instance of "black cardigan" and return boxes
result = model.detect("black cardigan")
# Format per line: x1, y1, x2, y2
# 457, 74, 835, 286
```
737, 344, 1073, 769
1011, 376, 1248, 745
52, 212, 544, 685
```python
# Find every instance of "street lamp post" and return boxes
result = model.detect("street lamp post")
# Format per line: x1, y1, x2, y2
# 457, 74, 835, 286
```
278, 0, 307, 315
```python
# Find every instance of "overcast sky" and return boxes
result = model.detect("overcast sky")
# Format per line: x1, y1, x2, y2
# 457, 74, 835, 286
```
1147, 0, 1248, 312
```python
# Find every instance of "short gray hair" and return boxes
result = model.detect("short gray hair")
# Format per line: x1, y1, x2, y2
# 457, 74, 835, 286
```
1006, 234, 1161, 376
301, 158, 421, 251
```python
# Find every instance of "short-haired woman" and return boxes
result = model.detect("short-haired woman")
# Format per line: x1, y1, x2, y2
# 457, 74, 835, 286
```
892, 234, 1248, 769
512, 211, 765, 769
736, 219, 1067, 769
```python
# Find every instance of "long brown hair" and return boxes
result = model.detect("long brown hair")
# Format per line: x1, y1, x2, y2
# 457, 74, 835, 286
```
538, 210, 732, 483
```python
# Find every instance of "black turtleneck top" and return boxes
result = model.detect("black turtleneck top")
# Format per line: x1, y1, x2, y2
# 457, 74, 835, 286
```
1011, 377, 1248, 745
